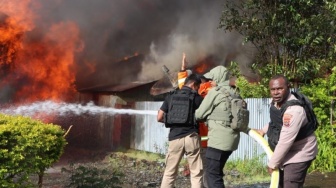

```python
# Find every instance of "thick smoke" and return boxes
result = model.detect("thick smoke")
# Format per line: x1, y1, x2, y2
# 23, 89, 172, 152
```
0, 0, 255, 100
140, 1, 251, 81
37, 0, 254, 85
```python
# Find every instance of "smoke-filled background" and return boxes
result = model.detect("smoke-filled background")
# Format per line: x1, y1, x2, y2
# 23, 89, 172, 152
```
0, 0, 255, 104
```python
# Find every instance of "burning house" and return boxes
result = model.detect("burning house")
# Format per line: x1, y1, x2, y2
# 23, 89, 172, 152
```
0, 0, 257, 155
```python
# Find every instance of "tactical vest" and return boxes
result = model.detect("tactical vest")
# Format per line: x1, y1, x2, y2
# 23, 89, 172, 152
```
164, 89, 196, 128
267, 100, 315, 151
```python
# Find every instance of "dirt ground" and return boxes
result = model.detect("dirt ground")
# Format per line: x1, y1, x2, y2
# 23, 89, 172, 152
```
33, 147, 336, 188
33, 147, 190, 188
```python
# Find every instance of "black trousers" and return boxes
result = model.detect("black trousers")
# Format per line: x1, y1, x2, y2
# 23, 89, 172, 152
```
278, 160, 313, 188
205, 147, 233, 188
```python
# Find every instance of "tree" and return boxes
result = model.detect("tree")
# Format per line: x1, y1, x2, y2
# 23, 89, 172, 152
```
220, 0, 336, 86
300, 67, 336, 172
221, 1, 336, 172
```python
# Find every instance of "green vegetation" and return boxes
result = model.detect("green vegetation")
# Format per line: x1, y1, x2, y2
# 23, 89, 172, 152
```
228, 61, 269, 98
220, 0, 336, 84
0, 113, 67, 187
221, 0, 335, 173
225, 153, 269, 185
112, 148, 166, 163
300, 67, 336, 172
62, 164, 123, 188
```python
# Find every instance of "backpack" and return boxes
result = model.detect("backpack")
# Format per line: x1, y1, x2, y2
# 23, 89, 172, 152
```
231, 97, 250, 132
221, 87, 250, 132
164, 89, 196, 127
217, 87, 250, 132
281, 91, 318, 132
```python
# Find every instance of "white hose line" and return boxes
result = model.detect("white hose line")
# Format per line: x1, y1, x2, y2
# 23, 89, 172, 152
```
200, 130, 279, 188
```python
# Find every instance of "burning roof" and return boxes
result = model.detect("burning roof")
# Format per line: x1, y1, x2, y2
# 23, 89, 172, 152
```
0, 0, 256, 105
76, 54, 158, 92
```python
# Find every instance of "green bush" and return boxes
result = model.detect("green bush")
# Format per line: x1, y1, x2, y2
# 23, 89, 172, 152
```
62, 164, 124, 188
310, 127, 336, 172
225, 153, 269, 185
300, 66, 336, 172
0, 114, 67, 187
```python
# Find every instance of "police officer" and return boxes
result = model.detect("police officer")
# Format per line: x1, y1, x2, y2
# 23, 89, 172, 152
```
256, 75, 318, 188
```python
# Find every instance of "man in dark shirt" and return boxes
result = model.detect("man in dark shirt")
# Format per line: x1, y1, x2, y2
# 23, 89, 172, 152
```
157, 73, 203, 188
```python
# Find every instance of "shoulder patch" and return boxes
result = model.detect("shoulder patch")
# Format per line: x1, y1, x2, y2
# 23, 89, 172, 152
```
283, 113, 292, 127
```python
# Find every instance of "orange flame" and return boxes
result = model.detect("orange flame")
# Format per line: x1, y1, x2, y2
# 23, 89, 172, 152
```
14, 22, 82, 102
0, 1, 83, 104
193, 56, 218, 74
194, 63, 209, 74
0, 0, 37, 31
0, 0, 36, 67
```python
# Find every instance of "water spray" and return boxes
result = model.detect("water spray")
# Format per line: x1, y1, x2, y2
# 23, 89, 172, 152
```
0, 100, 157, 117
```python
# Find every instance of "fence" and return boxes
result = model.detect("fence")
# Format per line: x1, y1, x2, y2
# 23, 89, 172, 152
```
131, 98, 272, 163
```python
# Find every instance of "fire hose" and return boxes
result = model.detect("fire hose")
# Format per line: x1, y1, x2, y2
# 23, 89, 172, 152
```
201, 129, 279, 188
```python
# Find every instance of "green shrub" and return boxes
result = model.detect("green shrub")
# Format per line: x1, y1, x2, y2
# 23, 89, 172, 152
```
62, 164, 124, 188
300, 67, 336, 172
0, 114, 67, 187
310, 126, 336, 172
225, 153, 269, 184
236, 76, 269, 98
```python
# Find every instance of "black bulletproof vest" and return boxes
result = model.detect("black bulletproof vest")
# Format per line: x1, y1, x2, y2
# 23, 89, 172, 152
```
267, 105, 282, 151
164, 89, 196, 128
266, 101, 314, 151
